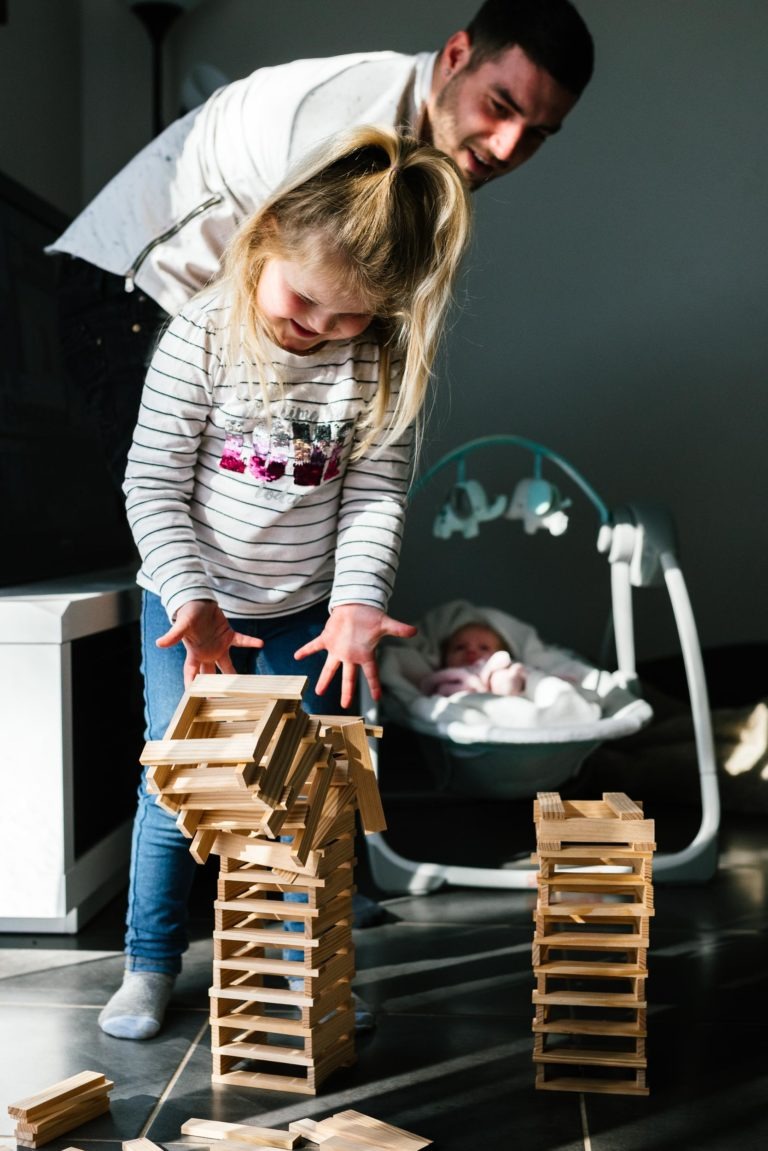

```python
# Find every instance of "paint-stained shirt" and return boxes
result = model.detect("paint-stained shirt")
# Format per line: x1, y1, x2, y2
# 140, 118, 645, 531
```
123, 289, 412, 622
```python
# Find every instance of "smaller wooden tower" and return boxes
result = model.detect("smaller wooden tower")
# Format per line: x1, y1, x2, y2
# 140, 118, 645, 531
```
532, 791, 656, 1096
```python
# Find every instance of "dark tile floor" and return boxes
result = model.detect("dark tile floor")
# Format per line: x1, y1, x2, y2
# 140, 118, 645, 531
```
2, 783, 768, 1151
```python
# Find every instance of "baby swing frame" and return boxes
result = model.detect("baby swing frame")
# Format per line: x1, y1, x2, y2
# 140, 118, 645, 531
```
363, 436, 721, 892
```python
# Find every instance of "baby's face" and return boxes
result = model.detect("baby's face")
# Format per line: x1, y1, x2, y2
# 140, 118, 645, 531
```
444, 625, 503, 668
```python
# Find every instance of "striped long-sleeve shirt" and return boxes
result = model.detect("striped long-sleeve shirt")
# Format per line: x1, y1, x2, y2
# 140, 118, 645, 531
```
124, 290, 412, 623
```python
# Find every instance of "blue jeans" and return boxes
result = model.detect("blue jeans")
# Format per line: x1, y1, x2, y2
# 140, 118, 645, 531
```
125, 590, 342, 974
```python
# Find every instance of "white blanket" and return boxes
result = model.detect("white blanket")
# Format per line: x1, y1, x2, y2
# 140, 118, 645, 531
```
379, 600, 653, 745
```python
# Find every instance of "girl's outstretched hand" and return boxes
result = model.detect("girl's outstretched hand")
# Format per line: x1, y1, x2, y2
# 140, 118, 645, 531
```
156, 599, 264, 687
294, 603, 417, 709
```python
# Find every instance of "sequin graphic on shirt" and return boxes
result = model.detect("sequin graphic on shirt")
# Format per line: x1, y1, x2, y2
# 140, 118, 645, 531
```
219, 416, 350, 485
248, 418, 289, 482
293, 421, 348, 486
220, 422, 246, 473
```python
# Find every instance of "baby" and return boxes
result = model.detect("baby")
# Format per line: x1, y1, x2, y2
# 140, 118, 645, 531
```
420, 622, 528, 698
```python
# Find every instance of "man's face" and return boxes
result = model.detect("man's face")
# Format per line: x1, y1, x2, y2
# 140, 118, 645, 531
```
426, 33, 578, 189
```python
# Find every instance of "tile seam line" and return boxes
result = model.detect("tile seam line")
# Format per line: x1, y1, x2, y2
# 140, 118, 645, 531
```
140, 1016, 210, 1139
579, 1093, 592, 1151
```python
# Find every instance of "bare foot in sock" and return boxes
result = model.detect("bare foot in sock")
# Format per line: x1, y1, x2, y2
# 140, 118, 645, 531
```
98, 971, 175, 1040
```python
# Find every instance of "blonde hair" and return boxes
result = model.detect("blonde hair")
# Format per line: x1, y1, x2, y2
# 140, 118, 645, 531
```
220, 125, 472, 459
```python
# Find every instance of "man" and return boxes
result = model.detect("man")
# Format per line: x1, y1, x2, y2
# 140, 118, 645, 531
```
51, 0, 593, 486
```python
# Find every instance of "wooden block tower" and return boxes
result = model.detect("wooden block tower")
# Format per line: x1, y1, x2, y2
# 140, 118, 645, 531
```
141, 674, 385, 1095
531, 791, 656, 1096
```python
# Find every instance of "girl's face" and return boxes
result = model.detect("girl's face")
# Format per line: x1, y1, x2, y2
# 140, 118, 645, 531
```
256, 256, 374, 355
444, 624, 504, 668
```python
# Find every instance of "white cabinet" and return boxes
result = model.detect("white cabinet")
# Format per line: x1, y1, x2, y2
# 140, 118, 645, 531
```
0, 570, 142, 932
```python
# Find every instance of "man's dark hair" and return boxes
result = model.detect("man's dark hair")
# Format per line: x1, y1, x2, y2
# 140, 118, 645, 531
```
465, 0, 594, 96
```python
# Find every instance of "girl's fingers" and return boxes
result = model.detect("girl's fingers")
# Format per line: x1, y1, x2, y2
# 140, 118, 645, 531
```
315, 657, 341, 698
359, 659, 381, 702
231, 632, 264, 649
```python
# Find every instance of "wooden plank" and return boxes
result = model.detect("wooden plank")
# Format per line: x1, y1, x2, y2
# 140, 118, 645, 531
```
292, 1137, 361, 1151
535, 792, 567, 821
536, 817, 655, 844
314, 717, 383, 739
242, 699, 295, 786
533, 1018, 646, 1037
162, 692, 203, 740
213, 1011, 308, 1038
140, 734, 262, 766
212, 1039, 313, 1068
534, 931, 646, 949
307, 783, 356, 847
291, 755, 334, 865
533, 989, 646, 1008
538, 903, 654, 919
17, 1080, 113, 1129
603, 792, 644, 820
535, 1076, 649, 1096
214, 926, 319, 948
209, 984, 312, 1008
327, 1110, 433, 1150
342, 720, 387, 833
257, 711, 310, 804
8, 1072, 109, 1120
534, 1046, 645, 1068
123, 1140, 165, 1151
264, 739, 323, 837
214, 955, 319, 979
13, 1096, 110, 1144
535, 960, 647, 978
190, 827, 218, 865
287, 1119, 324, 1141
188, 674, 307, 700
214, 896, 319, 919
536, 845, 654, 859
180, 1119, 298, 1149
176, 807, 202, 839
213, 1068, 316, 1095
210, 832, 321, 876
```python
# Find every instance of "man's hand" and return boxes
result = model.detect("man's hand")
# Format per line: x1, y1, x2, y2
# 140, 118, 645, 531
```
156, 599, 263, 687
294, 603, 417, 709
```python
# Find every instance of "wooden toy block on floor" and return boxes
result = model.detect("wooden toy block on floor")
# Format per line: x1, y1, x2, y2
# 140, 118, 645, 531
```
288, 1110, 432, 1149
531, 791, 656, 1096
7, 1071, 113, 1148
181, 1117, 299, 1149
142, 674, 384, 1095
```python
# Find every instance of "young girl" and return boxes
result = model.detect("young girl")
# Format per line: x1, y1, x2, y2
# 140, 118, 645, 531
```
100, 126, 471, 1039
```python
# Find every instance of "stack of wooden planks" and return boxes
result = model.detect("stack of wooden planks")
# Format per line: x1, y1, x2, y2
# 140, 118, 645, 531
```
7, 1070, 113, 1148
142, 675, 385, 1094
531, 791, 656, 1096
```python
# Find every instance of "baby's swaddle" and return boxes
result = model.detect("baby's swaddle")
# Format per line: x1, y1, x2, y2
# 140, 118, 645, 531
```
380, 600, 650, 744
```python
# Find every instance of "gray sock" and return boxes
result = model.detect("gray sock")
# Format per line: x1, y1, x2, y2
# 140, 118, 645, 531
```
98, 970, 175, 1040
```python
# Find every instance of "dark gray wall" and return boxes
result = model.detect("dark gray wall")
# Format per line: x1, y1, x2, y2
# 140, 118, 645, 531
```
0, 0, 81, 215
3, 1, 766, 663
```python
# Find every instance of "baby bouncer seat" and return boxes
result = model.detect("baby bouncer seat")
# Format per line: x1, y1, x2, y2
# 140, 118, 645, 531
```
364, 436, 720, 893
